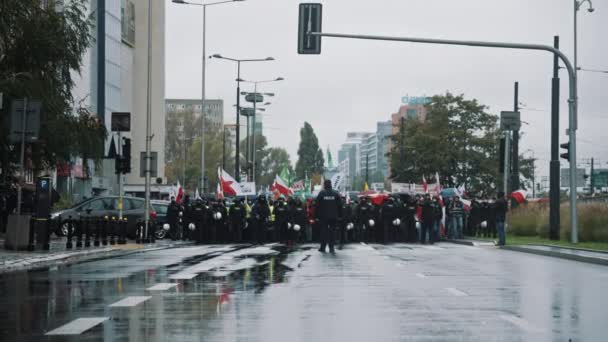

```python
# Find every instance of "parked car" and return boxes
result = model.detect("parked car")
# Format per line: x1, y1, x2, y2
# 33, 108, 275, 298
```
50, 196, 157, 238
151, 200, 169, 239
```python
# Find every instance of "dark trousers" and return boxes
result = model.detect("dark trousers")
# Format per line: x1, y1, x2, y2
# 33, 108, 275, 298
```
319, 219, 336, 252
421, 221, 433, 244
253, 220, 265, 244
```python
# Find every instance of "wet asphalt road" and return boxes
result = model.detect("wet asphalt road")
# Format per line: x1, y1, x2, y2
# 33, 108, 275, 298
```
1, 242, 607, 342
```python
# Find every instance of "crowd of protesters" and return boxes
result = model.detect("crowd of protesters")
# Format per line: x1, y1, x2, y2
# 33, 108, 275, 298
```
164, 187, 509, 247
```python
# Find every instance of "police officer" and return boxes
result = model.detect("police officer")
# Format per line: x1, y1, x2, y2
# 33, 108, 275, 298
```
316, 180, 342, 254
338, 196, 353, 249
252, 196, 270, 244
290, 197, 307, 245
229, 199, 246, 242
189, 198, 207, 243
356, 196, 373, 243
380, 197, 398, 244
275, 198, 290, 243
166, 197, 180, 241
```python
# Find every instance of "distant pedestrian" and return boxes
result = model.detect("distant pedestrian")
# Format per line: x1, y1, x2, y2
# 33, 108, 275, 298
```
494, 192, 508, 246
316, 180, 342, 254
420, 194, 434, 244
448, 196, 465, 239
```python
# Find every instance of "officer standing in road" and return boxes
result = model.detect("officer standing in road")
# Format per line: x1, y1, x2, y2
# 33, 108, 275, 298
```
229, 199, 246, 242
316, 180, 342, 254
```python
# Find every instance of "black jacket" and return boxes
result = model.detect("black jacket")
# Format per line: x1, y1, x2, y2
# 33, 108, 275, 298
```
315, 189, 342, 220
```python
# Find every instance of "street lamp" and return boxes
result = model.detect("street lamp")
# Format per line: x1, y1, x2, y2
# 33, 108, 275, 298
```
574, 0, 595, 111
172, 0, 245, 193
210, 55, 276, 181
239, 77, 285, 182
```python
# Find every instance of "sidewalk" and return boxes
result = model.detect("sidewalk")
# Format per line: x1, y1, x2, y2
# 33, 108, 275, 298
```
0, 237, 194, 274
445, 238, 608, 266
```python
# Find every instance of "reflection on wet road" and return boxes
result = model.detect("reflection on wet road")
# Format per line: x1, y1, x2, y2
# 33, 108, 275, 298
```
1, 242, 607, 341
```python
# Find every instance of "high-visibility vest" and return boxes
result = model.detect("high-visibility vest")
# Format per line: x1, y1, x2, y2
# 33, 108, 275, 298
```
245, 203, 252, 218
269, 205, 275, 222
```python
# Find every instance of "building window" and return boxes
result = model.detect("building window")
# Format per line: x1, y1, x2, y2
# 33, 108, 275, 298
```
406, 108, 417, 119
121, 0, 136, 46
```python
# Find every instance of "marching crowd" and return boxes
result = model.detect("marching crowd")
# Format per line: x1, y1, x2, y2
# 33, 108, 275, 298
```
165, 181, 509, 248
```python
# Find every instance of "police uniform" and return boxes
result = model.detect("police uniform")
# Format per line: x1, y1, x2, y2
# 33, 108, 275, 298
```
315, 181, 342, 253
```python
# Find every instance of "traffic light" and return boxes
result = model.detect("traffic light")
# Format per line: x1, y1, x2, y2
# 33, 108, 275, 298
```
560, 142, 570, 161
298, 3, 322, 54
114, 138, 132, 174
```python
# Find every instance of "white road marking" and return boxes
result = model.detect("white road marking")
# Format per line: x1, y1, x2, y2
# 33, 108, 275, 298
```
445, 287, 468, 297
415, 273, 427, 278
500, 315, 545, 333
109, 296, 151, 307
421, 245, 442, 250
396, 262, 404, 267
169, 273, 198, 280
147, 283, 177, 291
46, 317, 109, 335
383, 256, 390, 260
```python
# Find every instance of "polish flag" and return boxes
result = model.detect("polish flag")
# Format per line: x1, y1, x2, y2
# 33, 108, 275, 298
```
218, 167, 241, 196
216, 183, 225, 200
272, 174, 293, 197
422, 175, 428, 193
175, 181, 184, 204
511, 190, 527, 204
435, 172, 442, 194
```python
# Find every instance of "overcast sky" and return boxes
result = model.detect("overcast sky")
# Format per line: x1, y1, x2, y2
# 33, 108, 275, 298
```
165, 0, 607, 182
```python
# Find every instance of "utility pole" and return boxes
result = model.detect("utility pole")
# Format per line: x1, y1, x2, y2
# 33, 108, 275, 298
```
511, 82, 520, 200
590, 157, 594, 194
365, 153, 369, 186
549, 36, 560, 240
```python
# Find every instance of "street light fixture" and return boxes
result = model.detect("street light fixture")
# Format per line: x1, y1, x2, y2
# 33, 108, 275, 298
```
210, 54, 276, 181
238, 77, 285, 182
172, 0, 245, 193
574, 0, 596, 120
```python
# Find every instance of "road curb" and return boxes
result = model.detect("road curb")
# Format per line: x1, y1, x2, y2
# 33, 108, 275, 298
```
0, 242, 195, 274
501, 245, 608, 266
444, 239, 476, 246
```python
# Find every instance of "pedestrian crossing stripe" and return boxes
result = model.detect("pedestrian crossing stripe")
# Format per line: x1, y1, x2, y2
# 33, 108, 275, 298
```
46, 317, 109, 335
169, 273, 198, 280
147, 283, 177, 291
109, 296, 151, 307
445, 287, 468, 297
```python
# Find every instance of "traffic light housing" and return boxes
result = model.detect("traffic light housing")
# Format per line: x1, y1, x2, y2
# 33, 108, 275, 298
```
298, 3, 322, 54
114, 138, 132, 174
560, 142, 570, 161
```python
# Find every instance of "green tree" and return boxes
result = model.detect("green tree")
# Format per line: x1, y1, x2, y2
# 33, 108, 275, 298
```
389, 93, 500, 192
0, 0, 104, 183
295, 122, 325, 179
259, 147, 293, 186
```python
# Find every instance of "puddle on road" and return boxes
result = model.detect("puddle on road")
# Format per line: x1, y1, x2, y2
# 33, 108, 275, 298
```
0, 244, 299, 341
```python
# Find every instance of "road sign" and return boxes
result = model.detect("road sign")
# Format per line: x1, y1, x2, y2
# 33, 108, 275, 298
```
561, 168, 585, 188
298, 3, 322, 54
240, 108, 256, 117
593, 169, 608, 187
244, 93, 263, 103
500, 111, 521, 131
111, 112, 131, 132
10, 99, 41, 143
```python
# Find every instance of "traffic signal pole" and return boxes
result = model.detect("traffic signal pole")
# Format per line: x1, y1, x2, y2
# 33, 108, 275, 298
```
304, 27, 580, 242
549, 36, 560, 240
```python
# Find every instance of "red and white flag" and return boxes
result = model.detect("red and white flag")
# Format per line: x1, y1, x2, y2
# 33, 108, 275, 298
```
271, 174, 293, 197
435, 172, 442, 194
422, 175, 428, 193
218, 167, 241, 196
175, 181, 184, 204
216, 183, 225, 200
511, 190, 527, 204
